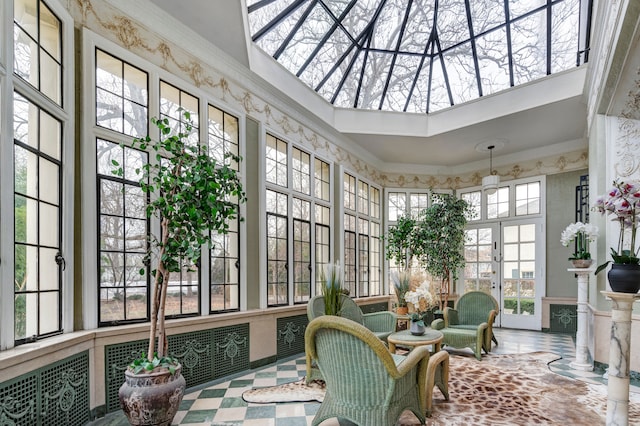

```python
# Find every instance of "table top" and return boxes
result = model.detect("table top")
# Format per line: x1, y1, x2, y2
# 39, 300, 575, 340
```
387, 328, 443, 346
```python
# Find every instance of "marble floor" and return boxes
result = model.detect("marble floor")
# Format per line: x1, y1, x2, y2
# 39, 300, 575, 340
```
92, 328, 639, 426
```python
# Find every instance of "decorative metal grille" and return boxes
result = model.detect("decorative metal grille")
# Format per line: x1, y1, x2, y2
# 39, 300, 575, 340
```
40, 352, 89, 426
277, 314, 307, 359
0, 373, 37, 426
213, 323, 250, 379
0, 352, 89, 426
549, 304, 578, 334
104, 338, 148, 412
168, 330, 212, 388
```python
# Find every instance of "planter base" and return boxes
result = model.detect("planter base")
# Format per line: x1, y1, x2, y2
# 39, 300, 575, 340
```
119, 364, 186, 426
608, 264, 640, 294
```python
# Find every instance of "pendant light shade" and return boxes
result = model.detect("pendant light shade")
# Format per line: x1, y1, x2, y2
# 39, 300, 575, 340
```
482, 174, 499, 195
482, 145, 499, 194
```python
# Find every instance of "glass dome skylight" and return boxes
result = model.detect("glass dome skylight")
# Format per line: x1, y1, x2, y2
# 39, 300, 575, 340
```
247, 0, 587, 114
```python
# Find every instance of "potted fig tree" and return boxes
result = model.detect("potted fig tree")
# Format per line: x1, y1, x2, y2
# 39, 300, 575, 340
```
415, 193, 471, 311
117, 111, 245, 425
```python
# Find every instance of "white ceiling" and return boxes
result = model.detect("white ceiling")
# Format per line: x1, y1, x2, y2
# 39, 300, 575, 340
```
149, 0, 589, 171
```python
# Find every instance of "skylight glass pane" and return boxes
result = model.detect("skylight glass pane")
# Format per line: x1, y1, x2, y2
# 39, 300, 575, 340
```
381, 54, 422, 111
342, 0, 383, 38
399, 0, 434, 53
470, 0, 505, 34
370, 1, 403, 50
551, 0, 580, 72
476, 27, 510, 96
405, 58, 431, 113
332, 51, 366, 108
511, 10, 547, 86
248, 0, 300, 37
324, 0, 353, 17
358, 52, 393, 109
299, 27, 352, 89
315, 40, 360, 101
278, 4, 332, 74
437, 0, 470, 49
427, 57, 450, 112
508, 0, 545, 19
260, 5, 311, 58
442, 42, 479, 104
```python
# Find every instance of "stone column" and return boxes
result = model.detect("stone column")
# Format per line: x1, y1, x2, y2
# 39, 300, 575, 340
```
569, 267, 594, 371
601, 291, 640, 426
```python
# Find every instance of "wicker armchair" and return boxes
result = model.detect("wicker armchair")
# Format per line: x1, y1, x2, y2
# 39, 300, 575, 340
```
307, 294, 397, 341
431, 291, 499, 360
305, 315, 430, 426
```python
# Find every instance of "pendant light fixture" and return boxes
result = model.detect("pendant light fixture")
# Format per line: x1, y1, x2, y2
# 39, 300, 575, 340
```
481, 144, 500, 195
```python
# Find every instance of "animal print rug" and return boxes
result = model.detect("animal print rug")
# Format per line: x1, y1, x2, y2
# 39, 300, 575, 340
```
243, 352, 640, 425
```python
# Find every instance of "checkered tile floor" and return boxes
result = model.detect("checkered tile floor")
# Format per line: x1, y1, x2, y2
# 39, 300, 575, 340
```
92, 328, 639, 426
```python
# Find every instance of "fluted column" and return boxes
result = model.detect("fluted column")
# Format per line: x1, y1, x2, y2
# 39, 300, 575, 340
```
601, 291, 640, 426
569, 267, 594, 371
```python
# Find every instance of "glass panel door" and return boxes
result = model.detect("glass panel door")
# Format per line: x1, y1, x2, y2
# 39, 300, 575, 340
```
463, 224, 501, 323
462, 219, 544, 330
500, 220, 543, 329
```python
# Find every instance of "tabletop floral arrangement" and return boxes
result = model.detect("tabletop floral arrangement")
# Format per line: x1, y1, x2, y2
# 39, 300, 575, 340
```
560, 221, 598, 261
405, 282, 436, 315
593, 178, 640, 275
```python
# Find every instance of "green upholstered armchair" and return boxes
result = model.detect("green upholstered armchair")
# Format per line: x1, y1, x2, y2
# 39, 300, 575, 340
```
307, 294, 397, 341
305, 315, 430, 426
431, 291, 499, 360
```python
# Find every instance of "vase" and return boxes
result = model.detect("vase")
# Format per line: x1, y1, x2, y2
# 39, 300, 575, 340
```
571, 259, 593, 268
396, 306, 408, 315
119, 364, 186, 426
607, 263, 640, 293
410, 321, 425, 336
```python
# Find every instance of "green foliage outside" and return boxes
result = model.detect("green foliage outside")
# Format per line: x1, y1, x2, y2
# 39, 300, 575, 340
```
503, 298, 535, 315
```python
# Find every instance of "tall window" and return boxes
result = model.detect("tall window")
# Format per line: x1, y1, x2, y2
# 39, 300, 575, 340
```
159, 82, 201, 317
266, 189, 288, 306
97, 140, 149, 325
12, 1, 68, 345
95, 50, 150, 325
293, 198, 311, 303
265, 135, 331, 306
208, 105, 241, 312
13, 93, 62, 342
344, 173, 381, 297
315, 204, 331, 294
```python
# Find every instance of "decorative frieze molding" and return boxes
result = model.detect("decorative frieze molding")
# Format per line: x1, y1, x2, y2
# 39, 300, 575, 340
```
379, 149, 588, 190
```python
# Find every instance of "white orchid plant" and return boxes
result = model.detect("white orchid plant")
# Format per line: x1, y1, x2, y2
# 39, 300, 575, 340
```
560, 221, 599, 261
405, 281, 437, 325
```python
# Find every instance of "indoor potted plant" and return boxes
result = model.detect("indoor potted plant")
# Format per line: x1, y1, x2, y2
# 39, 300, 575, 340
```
560, 221, 599, 268
390, 270, 411, 315
383, 215, 419, 314
414, 194, 472, 311
117, 111, 246, 425
321, 262, 344, 315
593, 178, 640, 293
405, 281, 436, 334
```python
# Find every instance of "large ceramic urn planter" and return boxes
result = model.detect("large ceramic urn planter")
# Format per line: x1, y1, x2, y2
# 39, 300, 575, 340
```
608, 263, 640, 294
119, 364, 186, 426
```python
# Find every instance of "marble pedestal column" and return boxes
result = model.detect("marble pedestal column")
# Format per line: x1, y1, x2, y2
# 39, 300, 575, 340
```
601, 291, 640, 426
569, 267, 594, 371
